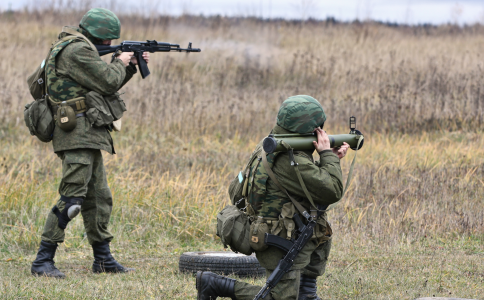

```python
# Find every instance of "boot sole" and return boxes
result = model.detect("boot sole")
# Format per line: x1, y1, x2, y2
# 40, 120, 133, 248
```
31, 271, 65, 279
92, 268, 135, 274
196, 271, 203, 300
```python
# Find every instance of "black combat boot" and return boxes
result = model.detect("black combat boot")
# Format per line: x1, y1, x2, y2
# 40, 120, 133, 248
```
196, 271, 236, 300
298, 275, 322, 300
92, 240, 134, 273
31, 241, 65, 278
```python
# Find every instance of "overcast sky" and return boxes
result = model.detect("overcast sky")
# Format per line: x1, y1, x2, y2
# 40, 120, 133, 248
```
2, 0, 484, 25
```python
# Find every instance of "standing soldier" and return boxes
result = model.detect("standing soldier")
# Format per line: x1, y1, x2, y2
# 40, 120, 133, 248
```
196, 95, 349, 299
31, 8, 149, 278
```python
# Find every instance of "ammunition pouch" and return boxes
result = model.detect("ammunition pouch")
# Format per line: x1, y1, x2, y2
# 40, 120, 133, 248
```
278, 202, 297, 240
315, 216, 332, 245
85, 91, 126, 128
269, 202, 332, 249
249, 216, 282, 252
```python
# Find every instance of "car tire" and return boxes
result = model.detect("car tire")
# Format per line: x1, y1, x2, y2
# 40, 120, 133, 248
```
179, 251, 265, 278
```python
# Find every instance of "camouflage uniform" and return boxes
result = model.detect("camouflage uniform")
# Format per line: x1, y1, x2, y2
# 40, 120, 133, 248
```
234, 126, 341, 300
197, 96, 343, 300
32, 9, 137, 278
238, 96, 342, 300
40, 20, 136, 244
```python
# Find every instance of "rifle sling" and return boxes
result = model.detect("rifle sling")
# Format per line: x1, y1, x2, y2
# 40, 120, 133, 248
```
292, 161, 319, 215
261, 150, 315, 219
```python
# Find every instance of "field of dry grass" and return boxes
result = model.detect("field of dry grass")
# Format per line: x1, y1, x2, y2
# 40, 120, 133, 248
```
1, 9, 484, 299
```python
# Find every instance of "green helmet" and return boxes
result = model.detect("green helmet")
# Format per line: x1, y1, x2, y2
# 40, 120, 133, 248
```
276, 95, 326, 134
79, 8, 121, 40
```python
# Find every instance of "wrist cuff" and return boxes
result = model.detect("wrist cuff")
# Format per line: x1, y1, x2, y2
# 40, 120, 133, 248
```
127, 62, 138, 74
318, 149, 332, 156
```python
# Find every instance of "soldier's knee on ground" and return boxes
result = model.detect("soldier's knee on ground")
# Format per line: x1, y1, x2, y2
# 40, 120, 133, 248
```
269, 269, 300, 300
52, 195, 84, 229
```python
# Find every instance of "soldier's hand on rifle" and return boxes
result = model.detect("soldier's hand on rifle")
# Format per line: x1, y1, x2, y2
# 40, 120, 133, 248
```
313, 128, 331, 152
333, 142, 349, 159
118, 52, 134, 66
130, 52, 150, 65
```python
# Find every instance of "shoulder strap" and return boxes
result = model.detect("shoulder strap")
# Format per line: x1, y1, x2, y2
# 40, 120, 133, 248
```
40, 51, 51, 97
262, 135, 364, 215
292, 160, 319, 212
261, 150, 313, 220
61, 26, 96, 51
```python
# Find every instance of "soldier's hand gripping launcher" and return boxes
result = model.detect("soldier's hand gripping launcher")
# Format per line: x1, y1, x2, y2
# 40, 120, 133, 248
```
263, 116, 364, 153
95, 40, 201, 79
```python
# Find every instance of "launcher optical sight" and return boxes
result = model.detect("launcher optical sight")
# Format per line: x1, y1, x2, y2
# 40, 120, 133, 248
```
263, 116, 364, 153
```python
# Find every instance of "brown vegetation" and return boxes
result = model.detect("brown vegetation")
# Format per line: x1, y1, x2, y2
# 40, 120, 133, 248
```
1, 10, 484, 299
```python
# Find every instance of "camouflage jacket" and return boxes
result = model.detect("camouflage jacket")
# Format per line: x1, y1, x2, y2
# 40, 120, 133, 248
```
247, 125, 344, 218
47, 26, 137, 154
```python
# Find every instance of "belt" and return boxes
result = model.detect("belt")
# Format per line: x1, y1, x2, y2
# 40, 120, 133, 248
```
50, 96, 87, 116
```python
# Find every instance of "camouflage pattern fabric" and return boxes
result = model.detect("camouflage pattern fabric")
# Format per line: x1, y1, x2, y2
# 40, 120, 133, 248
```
42, 149, 114, 245
47, 27, 134, 103
79, 8, 121, 40
41, 22, 135, 247
244, 142, 279, 215
46, 27, 137, 154
302, 239, 332, 278
229, 96, 340, 299
247, 125, 343, 219
233, 240, 332, 300
46, 37, 91, 102
276, 95, 326, 134
234, 125, 341, 299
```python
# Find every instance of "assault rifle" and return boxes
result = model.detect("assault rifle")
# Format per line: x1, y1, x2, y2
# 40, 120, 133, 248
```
253, 209, 325, 300
95, 40, 201, 79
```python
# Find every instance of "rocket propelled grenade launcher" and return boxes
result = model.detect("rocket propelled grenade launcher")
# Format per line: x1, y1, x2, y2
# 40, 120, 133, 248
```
263, 116, 364, 153
95, 40, 201, 79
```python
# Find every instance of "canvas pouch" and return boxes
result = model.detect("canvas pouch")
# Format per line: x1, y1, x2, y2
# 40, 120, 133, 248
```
23, 96, 55, 143
85, 91, 127, 127
216, 204, 254, 255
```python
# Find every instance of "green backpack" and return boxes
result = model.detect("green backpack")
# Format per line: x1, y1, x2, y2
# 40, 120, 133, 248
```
24, 54, 55, 142
24, 35, 78, 142
216, 145, 263, 255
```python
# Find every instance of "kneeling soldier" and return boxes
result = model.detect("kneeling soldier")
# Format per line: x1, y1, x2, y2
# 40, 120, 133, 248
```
197, 95, 349, 299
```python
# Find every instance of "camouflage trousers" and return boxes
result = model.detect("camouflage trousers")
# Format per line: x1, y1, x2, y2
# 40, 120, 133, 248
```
41, 149, 114, 245
234, 239, 332, 300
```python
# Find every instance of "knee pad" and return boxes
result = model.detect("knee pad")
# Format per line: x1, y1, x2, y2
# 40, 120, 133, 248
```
52, 196, 84, 229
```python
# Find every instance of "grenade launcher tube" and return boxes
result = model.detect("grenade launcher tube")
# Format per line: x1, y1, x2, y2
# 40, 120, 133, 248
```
263, 131, 364, 154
